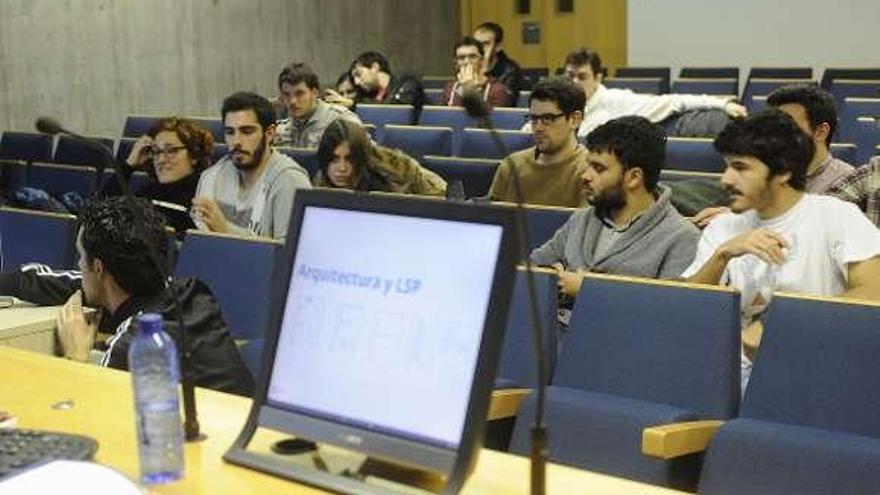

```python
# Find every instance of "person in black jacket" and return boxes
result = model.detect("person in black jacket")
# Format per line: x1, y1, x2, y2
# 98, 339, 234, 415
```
327, 51, 425, 123
103, 117, 214, 235
474, 22, 522, 106
0, 196, 255, 396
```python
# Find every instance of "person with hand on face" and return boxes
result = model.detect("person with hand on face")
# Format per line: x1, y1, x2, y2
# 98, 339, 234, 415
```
681, 110, 880, 379
1, 196, 254, 395
473, 21, 522, 103
440, 36, 512, 108
109, 117, 214, 235
313, 119, 446, 196
489, 77, 588, 207
342, 51, 425, 122
273, 62, 363, 149
531, 116, 699, 301
192, 92, 311, 240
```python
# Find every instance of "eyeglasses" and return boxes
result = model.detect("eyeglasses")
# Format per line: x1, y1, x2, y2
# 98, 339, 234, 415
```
146, 146, 186, 159
523, 113, 566, 126
455, 53, 482, 62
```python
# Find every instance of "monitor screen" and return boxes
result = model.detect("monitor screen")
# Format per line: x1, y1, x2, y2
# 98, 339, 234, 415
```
266, 205, 504, 449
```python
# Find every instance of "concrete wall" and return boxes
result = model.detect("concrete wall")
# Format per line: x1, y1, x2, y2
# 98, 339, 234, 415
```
628, 0, 878, 90
0, 0, 458, 136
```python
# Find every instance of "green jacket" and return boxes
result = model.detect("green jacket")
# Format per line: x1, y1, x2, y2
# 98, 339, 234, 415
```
315, 144, 446, 197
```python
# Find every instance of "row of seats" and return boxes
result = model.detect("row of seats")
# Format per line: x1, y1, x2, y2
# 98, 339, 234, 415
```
4, 196, 879, 492
4, 138, 875, 207
508, 273, 880, 493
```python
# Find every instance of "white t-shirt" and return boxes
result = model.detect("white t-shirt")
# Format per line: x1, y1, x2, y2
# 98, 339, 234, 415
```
682, 194, 880, 298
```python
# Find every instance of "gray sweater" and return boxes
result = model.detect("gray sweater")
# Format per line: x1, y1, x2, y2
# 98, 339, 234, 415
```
195, 150, 312, 240
530, 185, 699, 279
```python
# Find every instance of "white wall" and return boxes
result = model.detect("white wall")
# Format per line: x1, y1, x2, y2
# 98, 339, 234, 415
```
628, 0, 879, 89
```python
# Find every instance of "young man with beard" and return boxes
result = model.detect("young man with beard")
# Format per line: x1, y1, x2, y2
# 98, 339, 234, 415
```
531, 115, 700, 298
682, 110, 880, 370
193, 92, 312, 240
488, 77, 589, 207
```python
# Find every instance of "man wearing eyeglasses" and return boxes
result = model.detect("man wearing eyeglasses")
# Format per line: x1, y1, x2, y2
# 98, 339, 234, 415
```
440, 36, 513, 108
531, 48, 746, 139
488, 77, 588, 207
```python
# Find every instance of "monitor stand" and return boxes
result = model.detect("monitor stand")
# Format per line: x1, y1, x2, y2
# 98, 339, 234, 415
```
225, 426, 454, 495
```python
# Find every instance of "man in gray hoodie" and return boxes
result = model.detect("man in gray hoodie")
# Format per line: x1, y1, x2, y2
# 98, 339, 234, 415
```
193, 92, 312, 240
531, 116, 700, 298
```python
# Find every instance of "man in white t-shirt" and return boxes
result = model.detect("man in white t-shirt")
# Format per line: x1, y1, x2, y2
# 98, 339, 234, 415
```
682, 110, 880, 367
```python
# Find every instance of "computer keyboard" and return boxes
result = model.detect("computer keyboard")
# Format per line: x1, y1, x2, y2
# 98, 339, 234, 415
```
0, 429, 98, 478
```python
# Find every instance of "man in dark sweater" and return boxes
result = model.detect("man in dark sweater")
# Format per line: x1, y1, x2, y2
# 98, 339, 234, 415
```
532, 116, 700, 297
0, 197, 254, 396
474, 21, 522, 104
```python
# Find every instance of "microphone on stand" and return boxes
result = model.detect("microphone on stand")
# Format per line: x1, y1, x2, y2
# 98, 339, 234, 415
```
36, 116, 203, 442
461, 92, 549, 495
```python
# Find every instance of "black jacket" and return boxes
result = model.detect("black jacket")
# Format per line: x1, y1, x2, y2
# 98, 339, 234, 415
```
0, 265, 255, 396
357, 73, 426, 123
486, 50, 522, 105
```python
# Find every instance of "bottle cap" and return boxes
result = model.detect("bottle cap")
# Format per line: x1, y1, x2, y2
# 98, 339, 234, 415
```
137, 313, 163, 334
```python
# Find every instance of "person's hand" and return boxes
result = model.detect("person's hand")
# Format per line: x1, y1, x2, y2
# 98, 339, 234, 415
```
56, 291, 97, 362
718, 228, 789, 265
724, 101, 748, 118
323, 88, 354, 108
457, 63, 479, 88
691, 206, 731, 229
554, 263, 586, 298
126, 134, 154, 168
742, 319, 764, 361
191, 197, 229, 234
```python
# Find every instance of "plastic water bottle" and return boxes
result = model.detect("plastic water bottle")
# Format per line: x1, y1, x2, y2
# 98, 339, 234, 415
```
129, 313, 184, 484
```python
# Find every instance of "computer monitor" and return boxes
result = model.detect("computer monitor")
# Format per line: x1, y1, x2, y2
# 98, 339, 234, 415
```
225, 190, 518, 494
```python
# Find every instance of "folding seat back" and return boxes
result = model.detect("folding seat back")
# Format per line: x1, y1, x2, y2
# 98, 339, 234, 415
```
189, 117, 224, 143
355, 104, 415, 128
699, 294, 880, 495
28, 162, 97, 199
495, 268, 558, 389
122, 116, 160, 138
511, 274, 740, 490
0, 132, 54, 163
0, 207, 78, 270
458, 128, 533, 159
418, 106, 480, 133
53, 135, 115, 168
829, 142, 858, 165
380, 125, 453, 161
277, 147, 318, 178
421, 155, 498, 198
672, 79, 737, 97
666, 138, 724, 173
615, 67, 671, 94
489, 107, 529, 130
605, 77, 663, 95
173, 230, 282, 341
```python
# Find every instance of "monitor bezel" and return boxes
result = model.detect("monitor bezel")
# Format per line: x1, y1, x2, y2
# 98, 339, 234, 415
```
234, 189, 518, 484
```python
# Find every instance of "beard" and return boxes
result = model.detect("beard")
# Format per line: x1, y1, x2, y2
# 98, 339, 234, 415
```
588, 179, 626, 218
232, 134, 268, 171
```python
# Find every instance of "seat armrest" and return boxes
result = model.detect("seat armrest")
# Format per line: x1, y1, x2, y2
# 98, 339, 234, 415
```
487, 388, 531, 421
642, 420, 724, 459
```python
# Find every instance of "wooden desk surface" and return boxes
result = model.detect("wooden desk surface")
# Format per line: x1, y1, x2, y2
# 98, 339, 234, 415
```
0, 303, 58, 334
0, 347, 686, 494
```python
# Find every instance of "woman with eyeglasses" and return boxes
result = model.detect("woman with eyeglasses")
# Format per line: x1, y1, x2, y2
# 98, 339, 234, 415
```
314, 119, 446, 196
103, 117, 214, 234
